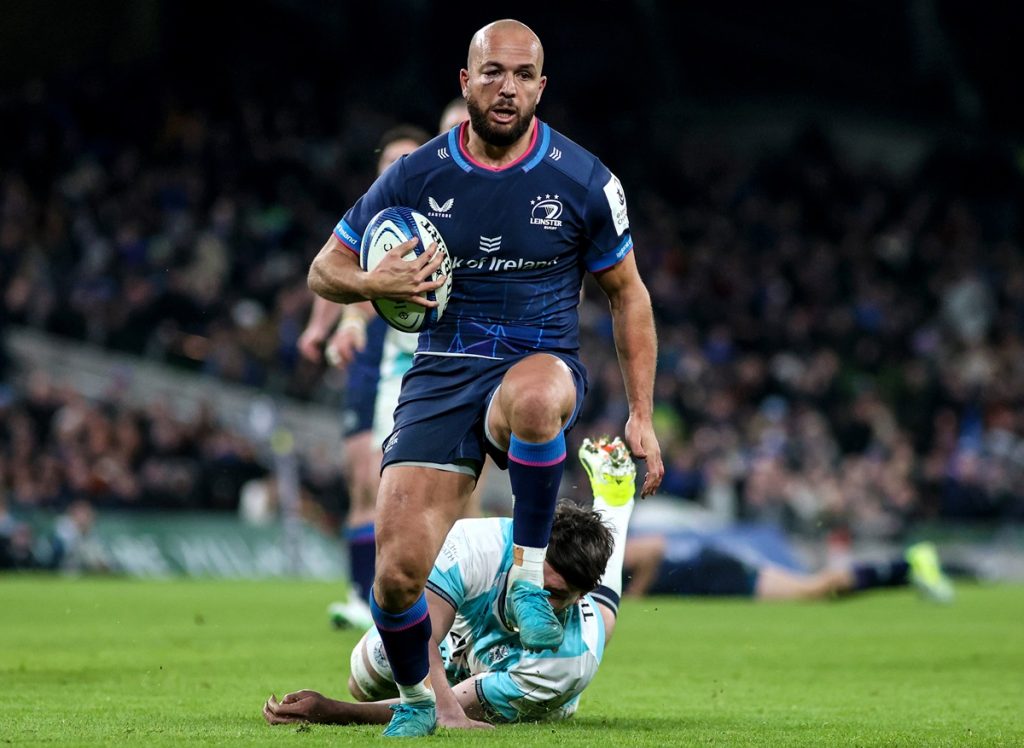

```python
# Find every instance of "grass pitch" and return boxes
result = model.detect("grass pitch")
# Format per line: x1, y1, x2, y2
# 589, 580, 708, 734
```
2, 576, 1022, 746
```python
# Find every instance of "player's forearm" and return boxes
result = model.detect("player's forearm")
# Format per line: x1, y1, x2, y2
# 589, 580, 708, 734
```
305, 295, 344, 334
308, 240, 375, 304
609, 286, 657, 420
309, 697, 394, 725
427, 643, 464, 716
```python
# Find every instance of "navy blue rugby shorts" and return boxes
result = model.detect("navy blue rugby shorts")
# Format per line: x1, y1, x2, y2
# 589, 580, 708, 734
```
647, 548, 759, 597
338, 318, 388, 438
380, 351, 587, 476
340, 362, 379, 438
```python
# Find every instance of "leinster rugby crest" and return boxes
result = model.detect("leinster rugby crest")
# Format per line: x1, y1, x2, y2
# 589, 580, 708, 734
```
530, 194, 563, 230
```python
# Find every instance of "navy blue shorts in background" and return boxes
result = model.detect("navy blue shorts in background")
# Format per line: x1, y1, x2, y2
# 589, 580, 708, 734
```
647, 548, 759, 597
339, 318, 388, 438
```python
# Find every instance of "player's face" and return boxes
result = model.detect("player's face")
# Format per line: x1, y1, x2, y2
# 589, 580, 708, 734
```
376, 138, 420, 175
543, 562, 585, 613
460, 28, 546, 147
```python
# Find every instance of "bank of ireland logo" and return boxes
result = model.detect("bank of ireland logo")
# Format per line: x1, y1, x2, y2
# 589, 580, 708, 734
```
530, 194, 563, 230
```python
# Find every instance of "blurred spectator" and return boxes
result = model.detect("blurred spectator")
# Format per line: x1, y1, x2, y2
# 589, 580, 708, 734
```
2, 72, 1023, 537
49, 500, 111, 573
0, 523, 41, 570
0, 374, 274, 513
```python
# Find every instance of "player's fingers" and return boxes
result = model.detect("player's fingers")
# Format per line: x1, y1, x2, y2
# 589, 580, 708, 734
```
405, 293, 440, 309
281, 690, 316, 703
414, 260, 444, 285
415, 247, 444, 280
264, 696, 285, 723
387, 237, 419, 255
640, 451, 664, 496
414, 241, 438, 265
327, 338, 355, 367
325, 342, 342, 368
297, 338, 322, 363
264, 703, 298, 725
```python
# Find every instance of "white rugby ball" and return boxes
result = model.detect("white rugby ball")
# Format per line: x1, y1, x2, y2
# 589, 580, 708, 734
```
359, 207, 452, 333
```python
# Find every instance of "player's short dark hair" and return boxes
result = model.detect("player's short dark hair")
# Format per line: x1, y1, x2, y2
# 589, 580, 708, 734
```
546, 500, 614, 593
377, 125, 431, 152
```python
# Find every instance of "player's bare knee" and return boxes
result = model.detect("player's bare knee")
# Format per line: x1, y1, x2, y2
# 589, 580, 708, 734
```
503, 386, 571, 440
373, 562, 426, 610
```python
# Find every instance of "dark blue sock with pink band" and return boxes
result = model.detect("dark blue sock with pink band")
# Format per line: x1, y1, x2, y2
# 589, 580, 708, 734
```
508, 432, 566, 548
369, 591, 432, 686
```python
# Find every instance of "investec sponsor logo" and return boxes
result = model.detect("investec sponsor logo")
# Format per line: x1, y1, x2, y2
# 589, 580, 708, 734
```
449, 255, 559, 271
530, 194, 563, 230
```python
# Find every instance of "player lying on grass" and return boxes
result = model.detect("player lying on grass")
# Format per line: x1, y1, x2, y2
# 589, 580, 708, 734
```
623, 524, 955, 603
263, 437, 636, 729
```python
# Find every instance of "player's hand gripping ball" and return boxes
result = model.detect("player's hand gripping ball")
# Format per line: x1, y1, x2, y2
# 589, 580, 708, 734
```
359, 207, 453, 333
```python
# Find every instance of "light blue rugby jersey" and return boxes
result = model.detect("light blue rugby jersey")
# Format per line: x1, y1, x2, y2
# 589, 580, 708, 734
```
425, 517, 606, 723
334, 120, 633, 360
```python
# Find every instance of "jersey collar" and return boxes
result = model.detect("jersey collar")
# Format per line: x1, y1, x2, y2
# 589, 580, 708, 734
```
449, 119, 550, 175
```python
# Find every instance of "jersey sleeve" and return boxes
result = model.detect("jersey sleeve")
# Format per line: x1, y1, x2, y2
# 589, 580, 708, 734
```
474, 651, 599, 723
426, 518, 506, 612
581, 161, 634, 273
333, 157, 407, 255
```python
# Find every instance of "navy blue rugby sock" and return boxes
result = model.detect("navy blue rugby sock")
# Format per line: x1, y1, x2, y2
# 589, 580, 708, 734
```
508, 432, 566, 548
346, 522, 375, 601
370, 590, 432, 686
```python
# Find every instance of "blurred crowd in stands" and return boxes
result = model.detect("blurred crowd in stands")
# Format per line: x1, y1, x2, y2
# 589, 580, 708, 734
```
2, 72, 1023, 569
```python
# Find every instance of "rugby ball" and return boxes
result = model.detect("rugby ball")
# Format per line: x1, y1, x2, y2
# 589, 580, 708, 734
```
359, 207, 453, 333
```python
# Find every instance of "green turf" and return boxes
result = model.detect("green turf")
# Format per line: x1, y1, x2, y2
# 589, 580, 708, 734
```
2, 577, 1022, 746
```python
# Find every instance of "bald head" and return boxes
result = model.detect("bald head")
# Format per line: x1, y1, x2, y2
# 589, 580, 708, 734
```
467, 19, 544, 74
460, 18, 547, 149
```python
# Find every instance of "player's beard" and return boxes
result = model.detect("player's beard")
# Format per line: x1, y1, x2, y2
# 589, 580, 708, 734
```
467, 96, 535, 147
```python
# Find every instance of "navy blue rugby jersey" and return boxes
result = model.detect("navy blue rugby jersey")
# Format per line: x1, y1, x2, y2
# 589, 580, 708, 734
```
334, 120, 633, 359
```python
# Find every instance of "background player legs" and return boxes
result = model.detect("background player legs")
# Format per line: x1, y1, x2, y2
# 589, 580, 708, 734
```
755, 566, 857, 600
625, 533, 953, 602
343, 430, 380, 602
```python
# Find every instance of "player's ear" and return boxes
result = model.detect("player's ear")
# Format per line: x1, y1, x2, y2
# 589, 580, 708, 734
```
459, 69, 469, 97
536, 75, 547, 104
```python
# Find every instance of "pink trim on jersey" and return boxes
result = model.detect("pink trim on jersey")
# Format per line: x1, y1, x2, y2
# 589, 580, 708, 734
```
457, 120, 539, 172
508, 452, 566, 468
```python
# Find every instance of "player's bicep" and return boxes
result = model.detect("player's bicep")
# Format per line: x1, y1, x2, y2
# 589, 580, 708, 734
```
426, 589, 456, 642
593, 250, 646, 306
582, 164, 634, 272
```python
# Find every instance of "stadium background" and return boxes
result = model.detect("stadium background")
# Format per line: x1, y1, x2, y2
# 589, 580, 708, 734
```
2, 0, 1024, 579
